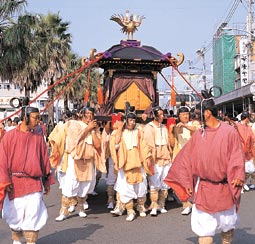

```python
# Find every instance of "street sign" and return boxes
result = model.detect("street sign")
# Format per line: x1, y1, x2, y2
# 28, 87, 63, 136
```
250, 82, 255, 95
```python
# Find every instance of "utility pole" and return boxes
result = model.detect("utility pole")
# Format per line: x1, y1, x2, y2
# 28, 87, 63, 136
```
247, 0, 254, 83
186, 60, 193, 107
187, 60, 193, 84
196, 47, 207, 90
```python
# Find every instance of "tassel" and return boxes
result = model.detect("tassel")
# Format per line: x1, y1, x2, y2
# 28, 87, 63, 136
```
97, 73, 103, 105
97, 72, 104, 105
170, 89, 176, 106
84, 89, 90, 103
84, 69, 91, 103
97, 76, 103, 105
97, 84, 103, 105
170, 67, 176, 106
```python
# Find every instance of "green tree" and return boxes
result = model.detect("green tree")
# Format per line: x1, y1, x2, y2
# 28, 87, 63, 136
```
0, 3, 101, 125
34, 13, 72, 130
0, 10, 72, 132
0, 0, 27, 75
0, 0, 27, 27
0, 14, 36, 84
0, 13, 71, 94
54, 53, 83, 111
53, 54, 100, 112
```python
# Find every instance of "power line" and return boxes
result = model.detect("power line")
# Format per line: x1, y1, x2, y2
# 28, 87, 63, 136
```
240, 0, 249, 10
192, 0, 242, 67
224, 0, 240, 24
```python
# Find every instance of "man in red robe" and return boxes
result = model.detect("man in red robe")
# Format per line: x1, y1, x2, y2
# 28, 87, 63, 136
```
0, 122, 5, 142
236, 111, 255, 192
164, 97, 245, 244
0, 106, 55, 244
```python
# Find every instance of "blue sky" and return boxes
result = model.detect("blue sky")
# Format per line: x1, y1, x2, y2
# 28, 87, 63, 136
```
26, 0, 248, 96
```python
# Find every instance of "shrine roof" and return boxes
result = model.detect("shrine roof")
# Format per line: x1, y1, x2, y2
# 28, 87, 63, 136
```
100, 40, 171, 63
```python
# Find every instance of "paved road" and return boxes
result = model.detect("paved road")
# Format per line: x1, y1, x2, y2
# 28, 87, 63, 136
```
1, 179, 255, 244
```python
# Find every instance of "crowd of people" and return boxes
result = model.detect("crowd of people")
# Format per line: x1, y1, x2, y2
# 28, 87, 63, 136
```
0, 93, 254, 244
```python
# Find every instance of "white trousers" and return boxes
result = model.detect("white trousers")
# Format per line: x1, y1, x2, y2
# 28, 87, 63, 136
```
3, 192, 48, 231
191, 204, 239, 236
149, 163, 171, 190
114, 169, 147, 203
56, 166, 66, 189
62, 155, 96, 198
106, 157, 117, 186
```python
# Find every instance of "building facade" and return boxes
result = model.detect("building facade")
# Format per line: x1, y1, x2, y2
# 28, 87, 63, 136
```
0, 80, 64, 123
213, 31, 255, 116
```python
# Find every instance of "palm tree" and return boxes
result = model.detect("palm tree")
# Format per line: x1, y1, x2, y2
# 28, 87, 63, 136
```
0, 0, 27, 27
11, 13, 72, 94
53, 52, 82, 111
0, 10, 72, 132
0, 0, 27, 68
0, 5, 100, 127
34, 13, 72, 130
53, 54, 99, 112
1, 10, 71, 90
0, 14, 36, 83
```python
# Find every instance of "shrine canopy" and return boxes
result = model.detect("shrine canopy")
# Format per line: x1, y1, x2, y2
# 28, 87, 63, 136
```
97, 39, 173, 115
98, 39, 172, 72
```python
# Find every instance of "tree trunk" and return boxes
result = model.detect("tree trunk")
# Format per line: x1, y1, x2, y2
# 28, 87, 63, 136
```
25, 85, 30, 99
64, 93, 68, 112
47, 78, 55, 135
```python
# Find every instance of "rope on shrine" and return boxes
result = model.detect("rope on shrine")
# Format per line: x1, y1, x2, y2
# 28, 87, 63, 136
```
159, 71, 182, 100
83, 68, 91, 103
166, 56, 203, 99
0, 53, 104, 123
40, 66, 86, 114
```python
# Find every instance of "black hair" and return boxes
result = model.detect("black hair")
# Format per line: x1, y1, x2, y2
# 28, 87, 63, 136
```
169, 110, 174, 116
20, 106, 39, 125
176, 106, 190, 123
126, 112, 136, 120
62, 110, 72, 119
123, 112, 136, 131
201, 98, 218, 117
81, 107, 95, 116
13, 117, 20, 124
163, 109, 169, 115
178, 106, 189, 114
152, 106, 163, 118
241, 111, 249, 120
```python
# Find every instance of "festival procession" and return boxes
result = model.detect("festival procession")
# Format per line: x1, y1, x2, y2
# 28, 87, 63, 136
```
1, 1, 255, 244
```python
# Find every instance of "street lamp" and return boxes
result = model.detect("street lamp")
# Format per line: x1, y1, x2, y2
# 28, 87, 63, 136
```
222, 27, 255, 38
196, 47, 207, 90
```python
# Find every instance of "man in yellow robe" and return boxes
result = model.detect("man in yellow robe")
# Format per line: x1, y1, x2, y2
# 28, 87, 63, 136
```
169, 106, 200, 215
110, 112, 147, 221
50, 107, 105, 221
143, 106, 172, 216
